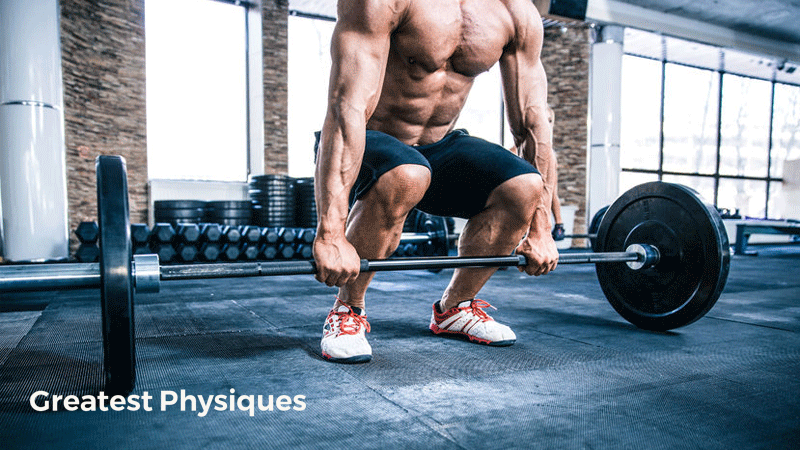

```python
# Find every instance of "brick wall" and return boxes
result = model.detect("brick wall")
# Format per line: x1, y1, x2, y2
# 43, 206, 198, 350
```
262, 0, 289, 174
542, 25, 591, 244
61, 0, 148, 247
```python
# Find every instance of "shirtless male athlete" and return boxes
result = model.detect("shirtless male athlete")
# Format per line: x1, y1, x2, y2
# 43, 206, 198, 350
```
313, 0, 559, 363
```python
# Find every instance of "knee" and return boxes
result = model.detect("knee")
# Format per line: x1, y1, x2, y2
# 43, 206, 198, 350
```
490, 173, 543, 227
373, 164, 431, 221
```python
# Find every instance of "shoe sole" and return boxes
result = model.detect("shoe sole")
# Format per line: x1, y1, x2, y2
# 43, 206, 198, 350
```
429, 324, 516, 347
321, 351, 372, 364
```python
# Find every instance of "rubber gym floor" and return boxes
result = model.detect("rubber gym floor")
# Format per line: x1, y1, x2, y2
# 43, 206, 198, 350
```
1, 245, 798, 449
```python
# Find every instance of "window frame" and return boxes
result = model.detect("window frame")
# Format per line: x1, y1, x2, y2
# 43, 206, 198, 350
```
620, 47, 798, 218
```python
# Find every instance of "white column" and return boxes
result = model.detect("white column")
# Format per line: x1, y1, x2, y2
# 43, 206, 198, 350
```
0, 0, 68, 261
588, 25, 624, 220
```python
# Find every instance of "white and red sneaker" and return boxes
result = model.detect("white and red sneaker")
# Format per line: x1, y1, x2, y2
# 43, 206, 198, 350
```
321, 304, 372, 363
430, 299, 516, 346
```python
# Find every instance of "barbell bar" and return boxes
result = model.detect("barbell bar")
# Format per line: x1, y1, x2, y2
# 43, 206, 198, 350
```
0, 244, 659, 291
0, 155, 730, 395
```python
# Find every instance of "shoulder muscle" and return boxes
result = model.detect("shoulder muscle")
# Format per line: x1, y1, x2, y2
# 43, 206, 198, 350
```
337, 0, 410, 35
501, 0, 544, 56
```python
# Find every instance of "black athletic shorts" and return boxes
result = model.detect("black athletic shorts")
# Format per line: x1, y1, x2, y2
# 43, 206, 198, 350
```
314, 129, 539, 219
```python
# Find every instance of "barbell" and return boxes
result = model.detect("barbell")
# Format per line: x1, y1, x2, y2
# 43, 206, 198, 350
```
0, 155, 731, 395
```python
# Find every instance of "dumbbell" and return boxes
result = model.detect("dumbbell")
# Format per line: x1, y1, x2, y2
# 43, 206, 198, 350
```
130, 224, 151, 246
240, 243, 260, 260
151, 223, 176, 244
277, 243, 296, 259
220, 243, 241, 261
260, 244, 279, 260
222, 226, 241, 245
201, 223, 223, 243
296, 244, 313, 259
176, 244, 199, 263
75, 221, 100, 245
277, 228, 296, 244
177, 224, 201, 244
199, 243, 221, 262
240, 226, 262, 245
261, 227, 280, 245
151, 243, 176, 264
76, 243, 100, 262
296, 228, 316, 244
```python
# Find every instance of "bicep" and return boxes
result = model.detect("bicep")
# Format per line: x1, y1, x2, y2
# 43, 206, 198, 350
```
327, 27, 390, 119
327, 1, 401, 120
499, 5, 549, 147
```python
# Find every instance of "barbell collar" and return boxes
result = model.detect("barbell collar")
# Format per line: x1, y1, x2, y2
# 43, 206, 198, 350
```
132, 254, 161, 294
625, 244, 660, 270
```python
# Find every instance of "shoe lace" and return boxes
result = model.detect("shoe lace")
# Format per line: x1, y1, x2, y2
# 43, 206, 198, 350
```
467, 299, 496, 322
331, 306, 370, 335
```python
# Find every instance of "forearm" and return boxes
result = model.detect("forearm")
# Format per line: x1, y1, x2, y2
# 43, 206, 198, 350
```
315, 108, 366, 240
517, 125, 555, 234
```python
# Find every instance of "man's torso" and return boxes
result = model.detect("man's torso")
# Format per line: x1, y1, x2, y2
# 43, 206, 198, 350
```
366, 0, 516, 145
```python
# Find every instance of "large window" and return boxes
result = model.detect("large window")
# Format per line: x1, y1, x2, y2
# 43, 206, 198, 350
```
146, 0, 250, 182
620, 56, 662, 173
287, 14, 336, 177
662, 63, 719, 175
620, 30, 800, 219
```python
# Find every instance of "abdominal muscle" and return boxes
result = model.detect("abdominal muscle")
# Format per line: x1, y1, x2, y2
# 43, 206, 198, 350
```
366, 52, 477, 146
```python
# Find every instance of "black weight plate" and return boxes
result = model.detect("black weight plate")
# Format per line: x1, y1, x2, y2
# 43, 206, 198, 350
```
96, 155, 136, 395
249, 188, 294, 196
254, 207, 293, 214
250, 174, 293, 182
155, 213, 205, 223
595, 182, 730, 331
207, 211, 253, 219
263, 211, 294, 216
251, 186, 293, 192
155, 207, 206, 218
206, 200, 252, 210
250, 201, 294, 208
261, 210, 295, 217
588, 205, 609, 252
253, 211, 294, 219
154, 217, 205, 225
154, 200, 207, 210
250, 192, 294, 199
257, 205, 295, 212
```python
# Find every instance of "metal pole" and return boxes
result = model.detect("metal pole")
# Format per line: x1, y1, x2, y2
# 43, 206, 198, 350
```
0, 246, 658, 290
160, 249, 647, 281
398, 232, 459, 243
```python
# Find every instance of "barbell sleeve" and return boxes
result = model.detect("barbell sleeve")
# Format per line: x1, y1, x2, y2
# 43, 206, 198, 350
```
0, 263, 100, 291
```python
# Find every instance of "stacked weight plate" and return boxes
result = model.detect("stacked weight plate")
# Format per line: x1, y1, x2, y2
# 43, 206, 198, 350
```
206, 201, 252, 227
154, 200, 206, 225
294, 177, 317, 228
250, 174, 295, 227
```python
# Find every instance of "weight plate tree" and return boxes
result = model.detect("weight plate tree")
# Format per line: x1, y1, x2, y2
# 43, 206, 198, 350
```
594, 182, 731, 331
96, 155, 136, 395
